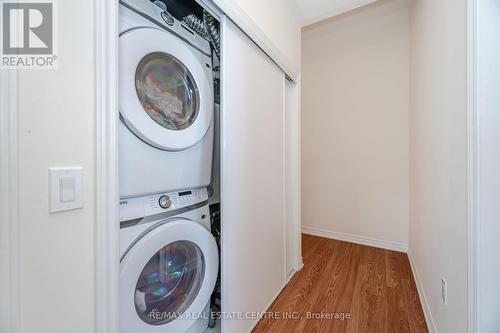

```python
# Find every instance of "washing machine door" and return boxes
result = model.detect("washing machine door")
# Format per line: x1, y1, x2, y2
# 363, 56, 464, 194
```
120, 220, 218, 333
120, 27, 213, 151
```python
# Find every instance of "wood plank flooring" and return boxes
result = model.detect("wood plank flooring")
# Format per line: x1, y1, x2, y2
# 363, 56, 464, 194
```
252, 234, 428, 333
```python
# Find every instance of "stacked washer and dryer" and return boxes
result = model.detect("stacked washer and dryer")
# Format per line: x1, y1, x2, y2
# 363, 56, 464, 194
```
118, 1, 219, 332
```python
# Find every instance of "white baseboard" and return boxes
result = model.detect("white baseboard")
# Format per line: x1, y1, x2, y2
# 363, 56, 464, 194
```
407, 250, 438, 333
286, 256, 304, 283
245, 280, 290, 333
297, 256, 304, 271
302, 227, 408, 253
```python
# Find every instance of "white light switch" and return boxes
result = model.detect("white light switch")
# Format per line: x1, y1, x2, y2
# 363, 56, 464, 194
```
60, 176, 76, 202
49, 167, 83, 213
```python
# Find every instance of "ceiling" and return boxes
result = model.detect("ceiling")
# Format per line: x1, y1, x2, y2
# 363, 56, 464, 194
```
293, 0, 377, 26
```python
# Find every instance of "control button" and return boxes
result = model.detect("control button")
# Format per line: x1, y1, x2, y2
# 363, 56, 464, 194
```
161, 11, 174, 26
158, 195, 172, 209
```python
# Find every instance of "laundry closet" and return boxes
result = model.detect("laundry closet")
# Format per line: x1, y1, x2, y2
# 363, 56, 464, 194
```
117, 1, 301, 333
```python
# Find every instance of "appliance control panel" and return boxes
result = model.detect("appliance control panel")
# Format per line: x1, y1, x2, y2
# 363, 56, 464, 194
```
119, 188, 208, 222
121, 0, 211, 55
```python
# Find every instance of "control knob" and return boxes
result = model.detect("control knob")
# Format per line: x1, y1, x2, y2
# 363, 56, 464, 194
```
161, 11, 174, 26
158, 195, 172, 209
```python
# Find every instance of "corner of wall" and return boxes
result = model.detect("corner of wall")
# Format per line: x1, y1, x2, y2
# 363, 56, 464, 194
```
407, 248, 438, 333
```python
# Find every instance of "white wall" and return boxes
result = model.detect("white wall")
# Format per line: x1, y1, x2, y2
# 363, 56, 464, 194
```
295, 0, 377, 26
301, 0, 410, 248
16, 0, 96, 332
409, 0, 469, 332
477, 0, 500, 331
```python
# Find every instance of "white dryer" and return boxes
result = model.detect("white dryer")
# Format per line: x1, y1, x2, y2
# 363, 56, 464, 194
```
120, 188, 219, 333
119, 0, 214, 198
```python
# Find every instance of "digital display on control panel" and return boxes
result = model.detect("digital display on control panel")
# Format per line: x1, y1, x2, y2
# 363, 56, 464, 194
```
179, 191, 192, 197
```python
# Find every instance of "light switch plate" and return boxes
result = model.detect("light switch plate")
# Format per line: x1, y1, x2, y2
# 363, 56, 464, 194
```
49, 167, 83, 213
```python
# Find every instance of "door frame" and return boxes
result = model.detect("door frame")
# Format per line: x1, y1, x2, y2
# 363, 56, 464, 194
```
285, 77, 304, 278
467, 0, 500, 331
467, 0, 478, 331
0, 68, 19, 333
95, 1, 120, 333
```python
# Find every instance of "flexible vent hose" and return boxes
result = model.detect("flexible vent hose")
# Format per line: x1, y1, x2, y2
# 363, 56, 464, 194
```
183, 11, 220, 58
203, 11, 220, 58
183, 14, 209, 39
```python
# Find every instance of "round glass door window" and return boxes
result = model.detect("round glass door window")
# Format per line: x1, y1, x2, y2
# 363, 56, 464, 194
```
135, 52, 200, 131
134, 241, 205, 325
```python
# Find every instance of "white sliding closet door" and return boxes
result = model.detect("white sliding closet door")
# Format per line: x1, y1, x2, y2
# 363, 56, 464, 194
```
220, 18, 286, 333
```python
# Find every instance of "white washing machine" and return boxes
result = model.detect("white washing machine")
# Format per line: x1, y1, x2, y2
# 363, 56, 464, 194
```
120, 188, 219, 333
119, 0, 214, 198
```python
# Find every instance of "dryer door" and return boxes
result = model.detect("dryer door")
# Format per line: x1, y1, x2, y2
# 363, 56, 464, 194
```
120, 220, 218, 333
120, 28, 213, 151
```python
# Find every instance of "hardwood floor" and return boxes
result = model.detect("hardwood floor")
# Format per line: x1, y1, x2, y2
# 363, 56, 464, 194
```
252, 234, 428, 333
